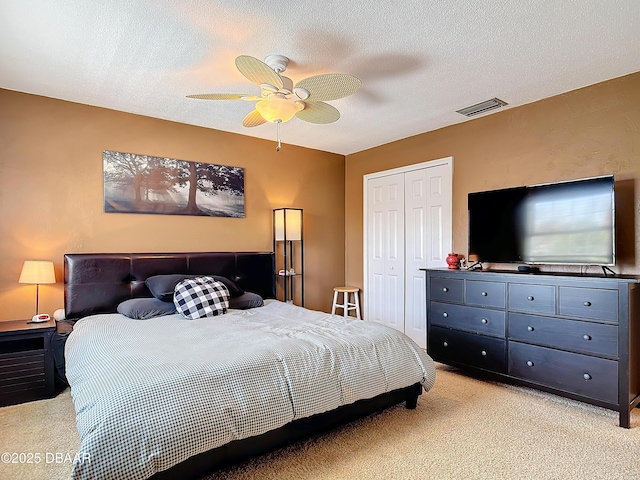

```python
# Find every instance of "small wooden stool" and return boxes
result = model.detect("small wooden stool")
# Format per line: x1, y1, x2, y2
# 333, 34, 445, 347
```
331, 286, 361, 319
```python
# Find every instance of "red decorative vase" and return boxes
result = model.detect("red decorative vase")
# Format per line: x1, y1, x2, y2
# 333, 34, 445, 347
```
446, 253, 459, 269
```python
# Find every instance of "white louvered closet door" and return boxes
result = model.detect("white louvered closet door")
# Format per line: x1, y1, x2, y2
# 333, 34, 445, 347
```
365, 158, 452, 349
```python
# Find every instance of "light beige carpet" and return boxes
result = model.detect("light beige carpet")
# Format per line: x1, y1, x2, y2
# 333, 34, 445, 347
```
1, 364, 639, 480
0, 388, 79, 480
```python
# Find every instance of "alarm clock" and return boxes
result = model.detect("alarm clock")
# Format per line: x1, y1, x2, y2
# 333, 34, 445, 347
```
31, 314, 50, 323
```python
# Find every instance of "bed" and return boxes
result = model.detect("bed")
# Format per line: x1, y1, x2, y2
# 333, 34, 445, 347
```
62, 252, 436, 480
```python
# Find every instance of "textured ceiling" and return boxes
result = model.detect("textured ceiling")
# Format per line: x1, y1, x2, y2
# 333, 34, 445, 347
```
1, 0, 639, 155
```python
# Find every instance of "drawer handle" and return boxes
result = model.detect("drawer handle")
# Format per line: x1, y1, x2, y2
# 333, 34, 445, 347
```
583, 301, 592, 307
443, 341, 449, 347
526, 360, 534, 367
481, 350, 487, 356
583, 334, 592, 341
442, 287, 449, 292
481, 318, 488, 324
527, 296, 534, 301
583, 373, 592, 381
442, 312, 449, 318
527, 326, 534, 332
481, 291, 488, 296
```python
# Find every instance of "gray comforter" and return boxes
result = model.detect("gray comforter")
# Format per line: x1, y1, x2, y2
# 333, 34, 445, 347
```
66, 300, 436, 480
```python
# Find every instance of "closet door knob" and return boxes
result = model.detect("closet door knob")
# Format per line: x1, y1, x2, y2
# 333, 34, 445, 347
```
527, 296, 534, 301
481, 318, 488, 324
442, 312, 448, 318
442, 287, 449, 292
443, 342, 449, 347
526, 361, 534, 367
583, 373, 592, 380
481, 291, 488, 296
527, 326, 534, 332
583, 301, 592, 307
583, 334, 592, 341
481, 350, 487, 356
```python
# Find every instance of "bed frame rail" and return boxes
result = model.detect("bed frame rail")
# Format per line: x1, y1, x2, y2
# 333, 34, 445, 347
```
150, 383, 422, 480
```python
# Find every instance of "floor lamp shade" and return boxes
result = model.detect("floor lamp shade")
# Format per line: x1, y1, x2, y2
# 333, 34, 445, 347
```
274, 208, 302, 241
19, 260, 56, 315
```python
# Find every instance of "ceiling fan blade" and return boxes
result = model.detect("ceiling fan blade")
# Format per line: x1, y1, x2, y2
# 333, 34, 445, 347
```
294, 74, 361, 102
186, 93, 258, 100
235, 55, 284, 90
242, 109, 267, 127
295, 101, 340, 124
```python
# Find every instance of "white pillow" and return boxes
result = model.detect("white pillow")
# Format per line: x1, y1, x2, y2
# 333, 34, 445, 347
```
173, 277, 230, 319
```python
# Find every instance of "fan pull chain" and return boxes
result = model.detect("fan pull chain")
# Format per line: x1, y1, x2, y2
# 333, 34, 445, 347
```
276, 120, 281, 152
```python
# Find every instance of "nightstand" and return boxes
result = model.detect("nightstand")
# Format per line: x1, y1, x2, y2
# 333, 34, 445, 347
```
0, 319, 56, 407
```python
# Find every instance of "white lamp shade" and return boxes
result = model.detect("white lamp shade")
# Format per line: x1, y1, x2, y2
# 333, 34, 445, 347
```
256, 98, 304, 123
18, 260, 56, 284
274, 209, 302, 241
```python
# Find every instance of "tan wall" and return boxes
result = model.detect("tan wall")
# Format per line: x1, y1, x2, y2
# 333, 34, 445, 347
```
346, 72, 640, 301
0, 89, 345, 320
3, 72, 639, 321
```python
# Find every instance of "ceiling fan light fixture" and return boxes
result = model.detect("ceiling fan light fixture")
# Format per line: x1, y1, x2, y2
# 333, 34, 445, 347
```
256, 97, 304, 123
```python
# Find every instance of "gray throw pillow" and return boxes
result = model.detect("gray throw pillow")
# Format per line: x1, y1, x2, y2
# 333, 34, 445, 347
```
229, 292, 264, 310
117, 298, 177, 319
146, 274, 243, 301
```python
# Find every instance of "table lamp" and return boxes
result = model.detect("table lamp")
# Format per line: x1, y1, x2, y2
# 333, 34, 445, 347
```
19, 260, 56, 316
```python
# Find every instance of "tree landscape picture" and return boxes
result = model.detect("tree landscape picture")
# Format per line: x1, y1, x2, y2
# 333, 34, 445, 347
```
103, 151, 244, 217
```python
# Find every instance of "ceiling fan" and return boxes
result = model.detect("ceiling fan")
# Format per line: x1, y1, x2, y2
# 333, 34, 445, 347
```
187, 54, 361, 151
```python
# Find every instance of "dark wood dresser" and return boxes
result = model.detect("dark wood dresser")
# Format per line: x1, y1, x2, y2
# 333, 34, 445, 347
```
0, 319, 56, 407
424, 268, 640, 427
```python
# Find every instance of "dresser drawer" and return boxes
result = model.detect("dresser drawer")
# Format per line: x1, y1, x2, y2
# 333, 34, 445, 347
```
430, 326, 506, 373
509, 313, 618, 358
429, 277, 463, 303
508, 283, 555, 314
508, 341, 618, 404
466, 280, 506, 308
558, 287, 618, 323
431, 302, 505, 336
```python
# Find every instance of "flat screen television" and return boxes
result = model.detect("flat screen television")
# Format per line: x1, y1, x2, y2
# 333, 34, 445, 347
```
468, 175, 615, 266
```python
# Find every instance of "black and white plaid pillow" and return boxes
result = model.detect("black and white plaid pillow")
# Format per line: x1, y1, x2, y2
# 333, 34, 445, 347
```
173, 276, 230, 319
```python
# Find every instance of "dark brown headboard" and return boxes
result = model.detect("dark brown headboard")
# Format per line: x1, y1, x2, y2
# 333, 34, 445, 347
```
64, 252, 276, 320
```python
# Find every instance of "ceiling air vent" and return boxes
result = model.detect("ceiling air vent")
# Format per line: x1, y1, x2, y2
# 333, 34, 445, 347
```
456, 98, 508, 117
